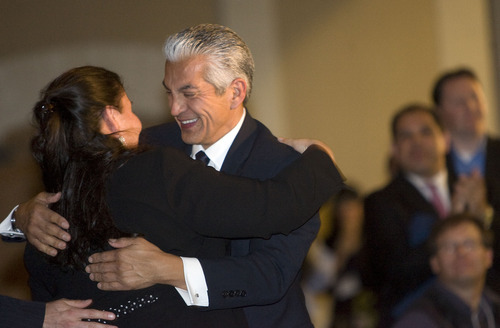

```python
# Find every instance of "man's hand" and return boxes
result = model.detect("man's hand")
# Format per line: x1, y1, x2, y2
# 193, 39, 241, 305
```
44, 299, 116, 328
86, 237, 186, 290
451, 170, 489, 219
278, 137, 336, 163
17, 192, 70, 256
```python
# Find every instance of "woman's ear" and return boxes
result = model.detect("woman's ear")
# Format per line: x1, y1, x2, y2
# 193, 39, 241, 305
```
100, 106, 119, 134
229, 78, 247, 109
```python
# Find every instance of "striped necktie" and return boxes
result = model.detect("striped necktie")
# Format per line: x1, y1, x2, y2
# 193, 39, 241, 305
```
195, 150, 210, 166
427, 183, 447, 219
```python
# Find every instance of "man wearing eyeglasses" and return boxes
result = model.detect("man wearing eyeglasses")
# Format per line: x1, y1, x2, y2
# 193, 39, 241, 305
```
362, 104, 488, 327
393, 213, 500, 328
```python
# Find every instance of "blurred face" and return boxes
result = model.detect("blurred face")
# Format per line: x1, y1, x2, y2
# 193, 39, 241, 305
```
393, 111, 447, 178
163, 56, 242, 148
438, 77, 487, 138
431, 222, 492, 288
115, 93, 142, 147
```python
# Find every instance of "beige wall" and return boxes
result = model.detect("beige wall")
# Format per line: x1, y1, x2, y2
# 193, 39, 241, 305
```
0, 0, 496, 300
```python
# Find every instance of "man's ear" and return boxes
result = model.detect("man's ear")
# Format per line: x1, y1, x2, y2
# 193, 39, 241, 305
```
229, 78, 247, 109
100, 106, 119, 134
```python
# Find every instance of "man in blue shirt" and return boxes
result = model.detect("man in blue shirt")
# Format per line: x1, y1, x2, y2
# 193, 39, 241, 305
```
432, 68, 500, 292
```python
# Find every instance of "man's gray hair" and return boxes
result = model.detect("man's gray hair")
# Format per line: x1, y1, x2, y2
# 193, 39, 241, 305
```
163, 24, 255, 103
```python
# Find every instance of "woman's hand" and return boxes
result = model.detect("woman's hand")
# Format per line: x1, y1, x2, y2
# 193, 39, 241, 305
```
278, 137, 336, 164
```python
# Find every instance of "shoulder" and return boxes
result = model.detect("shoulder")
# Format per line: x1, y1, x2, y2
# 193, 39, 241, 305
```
120, 147, 190, 170
486, 135, 500, 155
248, 118, 299, 161
140, 122, 183, 148
227, 116, 299, 177
393, 287, 446, 328
393, 310, 440, 328
365, 176, 407, 205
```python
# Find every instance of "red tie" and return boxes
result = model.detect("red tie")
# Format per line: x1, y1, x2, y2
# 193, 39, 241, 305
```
427, 183, 447, 219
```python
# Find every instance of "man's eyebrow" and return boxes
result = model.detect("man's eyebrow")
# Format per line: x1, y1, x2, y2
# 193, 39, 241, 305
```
161, 81, 198, 92
179, 84, 198, 92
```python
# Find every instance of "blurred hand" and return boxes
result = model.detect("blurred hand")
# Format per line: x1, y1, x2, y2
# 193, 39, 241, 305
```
278, 137, 336, 163
44, 299, 116, 328
451, 169, 488, 219
17, 192, 70, 256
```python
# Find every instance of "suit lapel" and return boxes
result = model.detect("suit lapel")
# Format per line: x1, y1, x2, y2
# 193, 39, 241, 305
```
220, 113, 258, 174
394, 175, 438, 216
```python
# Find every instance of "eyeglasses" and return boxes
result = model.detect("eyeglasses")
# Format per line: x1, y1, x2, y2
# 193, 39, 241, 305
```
437, 239, 483, 255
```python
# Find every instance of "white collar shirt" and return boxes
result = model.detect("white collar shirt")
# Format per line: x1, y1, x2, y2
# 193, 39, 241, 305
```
406, 170, 451, 214
190, 109, 246, 171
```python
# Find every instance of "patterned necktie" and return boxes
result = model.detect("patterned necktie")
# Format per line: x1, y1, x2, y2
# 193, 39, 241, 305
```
195, 150, 210, 166
427, 183, 447, 219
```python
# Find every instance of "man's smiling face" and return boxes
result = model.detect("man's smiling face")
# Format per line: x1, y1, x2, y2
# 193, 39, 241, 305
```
163, 55, 241, 148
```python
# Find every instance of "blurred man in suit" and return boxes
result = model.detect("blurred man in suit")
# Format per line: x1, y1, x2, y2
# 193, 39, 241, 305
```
432, 68, 500, 291
393, 213, 500, 328
362, 103, 485, 326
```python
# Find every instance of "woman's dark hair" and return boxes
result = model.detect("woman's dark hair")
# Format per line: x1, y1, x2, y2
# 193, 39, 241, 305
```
31, 66, 136, 269
325, 188, 361, 248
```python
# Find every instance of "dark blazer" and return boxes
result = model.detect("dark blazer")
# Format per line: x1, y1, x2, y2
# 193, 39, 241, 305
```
393, 281, 500, 328
142, 114, 324, 327
0, 295, 45, 328
446, 136, 500, 292
363, 174, 447, 326
25, 146, 343, 328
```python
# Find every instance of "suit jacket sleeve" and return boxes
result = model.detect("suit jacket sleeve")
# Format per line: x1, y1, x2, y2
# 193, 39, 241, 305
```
154, 146, 343, 239
199, 213, 320, 308
0, 294, 45, 328
193, 118, 323, 309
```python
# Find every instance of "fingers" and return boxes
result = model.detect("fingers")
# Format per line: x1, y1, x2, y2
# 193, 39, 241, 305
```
86, 264, 134, 291
46, 299, 117, 328
88, 248, 120, 264
96, 281, 129, 291
43, 191, 62, 203
17, 192, 71, 256
107, 237, 137, 248
79, 308, 116, 321
60, 298, 93, 308
27, 218, 70, 256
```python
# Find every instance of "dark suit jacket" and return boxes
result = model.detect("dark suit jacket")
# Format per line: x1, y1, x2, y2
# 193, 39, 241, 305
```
446, 136, 500, 292
363, 174, 448, 326
0, 295, 45, 328
142, 114, 322, 327
393, 281, 500, 328
25, 146, 342, 328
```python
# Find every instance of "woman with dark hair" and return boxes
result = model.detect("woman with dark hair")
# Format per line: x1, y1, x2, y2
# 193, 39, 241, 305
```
24, 66, 343, 327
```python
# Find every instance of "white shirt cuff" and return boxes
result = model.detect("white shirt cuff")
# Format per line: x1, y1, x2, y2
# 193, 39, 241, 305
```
0, 205, 24, 237
175, 257, 209, 307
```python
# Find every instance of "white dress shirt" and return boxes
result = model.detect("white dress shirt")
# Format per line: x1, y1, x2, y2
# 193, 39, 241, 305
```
406, 170, 451, 215
0, 205, 23, 238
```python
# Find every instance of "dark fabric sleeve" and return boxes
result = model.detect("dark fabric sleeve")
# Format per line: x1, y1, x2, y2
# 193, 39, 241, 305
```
200, 213, 320, 311
0, 294, 45, 328
158, 145, 344, 239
